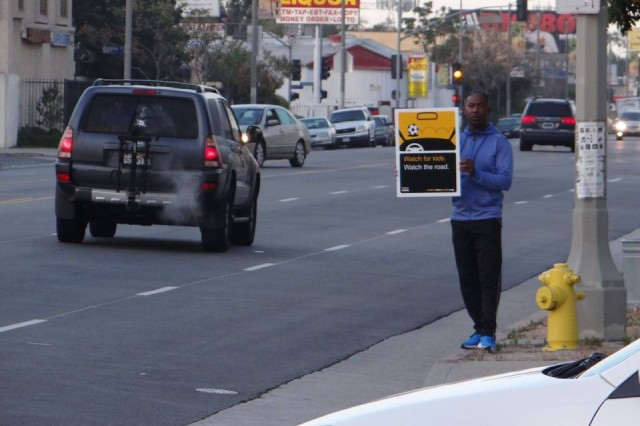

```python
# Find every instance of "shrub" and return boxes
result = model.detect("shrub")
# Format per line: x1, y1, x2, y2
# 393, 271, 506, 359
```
17, 126, 61, 148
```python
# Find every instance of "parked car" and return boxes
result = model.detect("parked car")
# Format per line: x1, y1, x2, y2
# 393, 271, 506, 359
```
612, 110, 640, 140
496, 117, 520, 138
298, 338, 640, 426
232, 104, 311, 167
372, 115, 394, 147
519, 98, 576, 152
300, 117, 337, 150
329, 107, 376, 148
54, 79, 261, 252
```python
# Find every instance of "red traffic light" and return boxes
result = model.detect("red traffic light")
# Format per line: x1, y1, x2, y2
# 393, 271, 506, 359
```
452, 94, 460, 107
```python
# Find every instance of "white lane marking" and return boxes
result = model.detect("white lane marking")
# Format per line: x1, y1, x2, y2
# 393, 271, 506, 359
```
437, 218, 450, 223
373, 185, 388, 189
387, 229, 407, 235
0, 319, 46, 333
137, 287, 178, 296
245, 263, 275, 271
543, 194, 554, 198
514, 200, 528, 205
280, 198, 299, 202
330, 191, 347, 194
324, 245, 350, 251
609, 178, 622, 182
196, 388, 239, 395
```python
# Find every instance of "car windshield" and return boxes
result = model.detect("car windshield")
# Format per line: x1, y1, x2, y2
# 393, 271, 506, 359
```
301, 119, 328, 129
621, 111, 640, 121
83, 94, 198, 138
526, 102, 572, 117
497, 118, 517, 129
233, 107, 264, 126
331, 110, 366, 123
580, 338, 640, 378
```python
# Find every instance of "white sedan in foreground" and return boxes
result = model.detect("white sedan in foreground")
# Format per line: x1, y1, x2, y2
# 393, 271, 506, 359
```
298, 338, 640, 426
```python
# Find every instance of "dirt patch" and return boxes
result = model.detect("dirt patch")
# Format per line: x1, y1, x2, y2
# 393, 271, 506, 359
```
461, 306, 640, 362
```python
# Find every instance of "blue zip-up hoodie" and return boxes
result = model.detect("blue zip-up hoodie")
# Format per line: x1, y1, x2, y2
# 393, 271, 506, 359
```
451, 122, 513, 221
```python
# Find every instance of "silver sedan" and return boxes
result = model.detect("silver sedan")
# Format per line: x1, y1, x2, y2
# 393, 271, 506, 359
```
300, 117, 337, 150
232, 104, 311, 167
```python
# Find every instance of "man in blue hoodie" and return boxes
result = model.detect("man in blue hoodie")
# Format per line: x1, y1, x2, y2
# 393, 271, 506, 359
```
453, 90, 513, 353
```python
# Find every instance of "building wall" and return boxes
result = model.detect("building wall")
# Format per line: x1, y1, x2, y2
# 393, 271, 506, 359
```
0, 0, 74, 148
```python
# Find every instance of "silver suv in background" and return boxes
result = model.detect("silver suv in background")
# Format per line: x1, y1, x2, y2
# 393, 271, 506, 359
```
329, 107, 376, 148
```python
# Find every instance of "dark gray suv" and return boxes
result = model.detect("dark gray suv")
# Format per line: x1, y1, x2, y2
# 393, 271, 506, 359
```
519, 98, 576, 152
55, 79, 261, 252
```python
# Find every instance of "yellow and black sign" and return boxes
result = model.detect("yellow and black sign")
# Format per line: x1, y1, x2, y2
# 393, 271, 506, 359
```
395, 108, 460, 197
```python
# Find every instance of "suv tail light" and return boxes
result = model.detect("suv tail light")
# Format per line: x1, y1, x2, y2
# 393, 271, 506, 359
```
58, 127, 73, 159
204, 136, 222, 168
560, 117, 576, 126
521, 115, 537, 125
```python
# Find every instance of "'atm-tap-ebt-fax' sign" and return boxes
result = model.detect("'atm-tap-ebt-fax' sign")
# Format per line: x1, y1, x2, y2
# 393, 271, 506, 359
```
395, 108, 460, 197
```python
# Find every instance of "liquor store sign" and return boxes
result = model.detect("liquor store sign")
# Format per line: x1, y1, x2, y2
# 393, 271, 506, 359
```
276, 0, 360, 25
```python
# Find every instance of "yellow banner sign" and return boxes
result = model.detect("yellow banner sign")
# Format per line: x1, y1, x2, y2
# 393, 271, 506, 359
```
407, 56, 428, 98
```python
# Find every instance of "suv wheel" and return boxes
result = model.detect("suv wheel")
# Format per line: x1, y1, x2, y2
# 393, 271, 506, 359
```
289, 141, 306, 167
201, 198, 232, 252
519, 137, 533, 152
231, 195, 257, 246
254, 141, 266, 168
89, 220, 117, 238
57, 217, 87, 243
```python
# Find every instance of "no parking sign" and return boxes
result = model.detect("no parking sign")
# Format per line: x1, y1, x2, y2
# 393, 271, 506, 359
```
395, 108, 461, 197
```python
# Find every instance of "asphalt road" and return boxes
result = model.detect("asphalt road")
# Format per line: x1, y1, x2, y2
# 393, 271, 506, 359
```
1, 140, 639, 425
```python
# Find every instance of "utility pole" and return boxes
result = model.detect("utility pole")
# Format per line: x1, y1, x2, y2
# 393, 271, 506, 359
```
124, 0, 132, 79
250, 0, 258, 103
567, 2, 627, 340
340, 0, 346, 109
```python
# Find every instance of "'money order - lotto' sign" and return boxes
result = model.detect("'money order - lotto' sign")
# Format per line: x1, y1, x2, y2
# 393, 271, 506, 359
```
276, 0, 360, 25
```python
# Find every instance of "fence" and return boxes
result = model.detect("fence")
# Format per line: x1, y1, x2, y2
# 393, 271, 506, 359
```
20, 79, 92, 132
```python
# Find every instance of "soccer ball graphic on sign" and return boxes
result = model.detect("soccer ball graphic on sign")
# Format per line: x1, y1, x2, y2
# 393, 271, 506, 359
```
407, 123, 419, 137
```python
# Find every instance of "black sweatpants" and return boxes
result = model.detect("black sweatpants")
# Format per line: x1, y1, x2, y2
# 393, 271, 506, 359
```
451, 218, 503, 338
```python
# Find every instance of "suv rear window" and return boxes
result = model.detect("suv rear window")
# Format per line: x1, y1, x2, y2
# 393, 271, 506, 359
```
526, 102, 572, 117
82, 94, 198, 138
331, 110, 366, 123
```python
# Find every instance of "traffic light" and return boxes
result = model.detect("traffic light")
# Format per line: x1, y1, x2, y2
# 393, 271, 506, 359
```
452, 93, 460, 107
321, 56, 331, 80
391, 54, 403, 79
516, 0, 528, 22
291, 59, 302, 81
320, 90, 327, 99
452, 63, 463, 85
290, 92, 300, 101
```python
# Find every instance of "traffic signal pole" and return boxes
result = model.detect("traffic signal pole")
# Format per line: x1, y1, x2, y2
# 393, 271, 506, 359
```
568, 2, 626, 340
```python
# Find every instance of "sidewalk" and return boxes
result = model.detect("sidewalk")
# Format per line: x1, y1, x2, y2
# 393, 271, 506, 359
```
191, 229, 640, 426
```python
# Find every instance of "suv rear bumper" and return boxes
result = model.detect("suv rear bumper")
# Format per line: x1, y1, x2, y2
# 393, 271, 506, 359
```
520, 129, 574, 146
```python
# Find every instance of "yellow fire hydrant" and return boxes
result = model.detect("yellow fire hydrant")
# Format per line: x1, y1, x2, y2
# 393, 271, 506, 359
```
536, 263, 585, 351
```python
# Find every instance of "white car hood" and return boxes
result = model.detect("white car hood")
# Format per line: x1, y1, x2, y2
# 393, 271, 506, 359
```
298, 366, 616, 426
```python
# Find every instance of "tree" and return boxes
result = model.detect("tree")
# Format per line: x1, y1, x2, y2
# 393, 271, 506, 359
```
203, 40, 289, 104
608, 0, 640, 34
74, 0, 191, 80
402, 2, 458, 64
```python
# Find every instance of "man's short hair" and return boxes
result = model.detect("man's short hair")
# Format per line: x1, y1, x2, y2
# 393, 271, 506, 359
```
464, 89, 489, 106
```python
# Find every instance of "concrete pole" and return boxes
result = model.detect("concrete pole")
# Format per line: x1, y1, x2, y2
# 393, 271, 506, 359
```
395, 0, 401, 109
124, 0, 132, 79
340, 0, 346, 109
250, 0, 258, 103
568, 3, 627, 340
314, 25, 322, 104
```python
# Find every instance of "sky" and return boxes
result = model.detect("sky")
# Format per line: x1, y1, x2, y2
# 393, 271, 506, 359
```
433, 1, 554, 11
